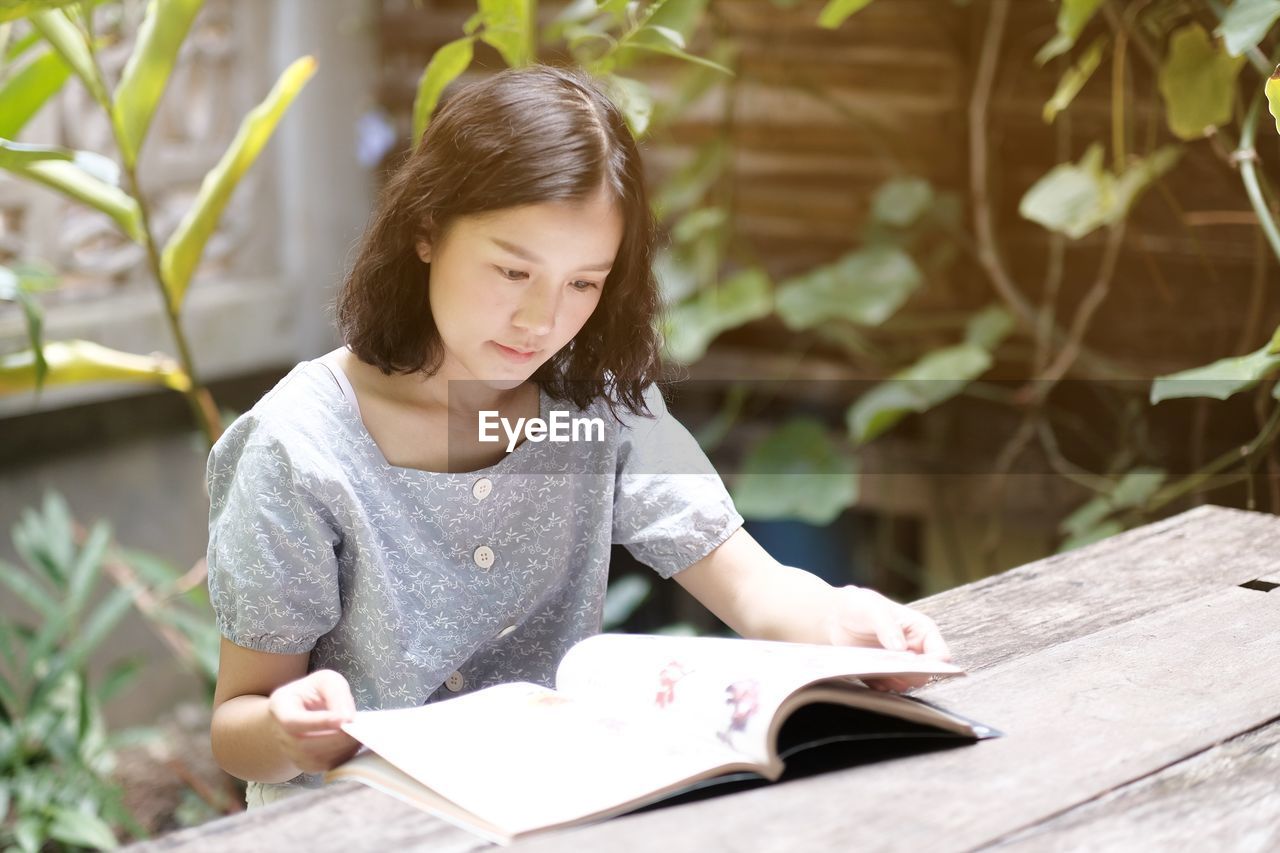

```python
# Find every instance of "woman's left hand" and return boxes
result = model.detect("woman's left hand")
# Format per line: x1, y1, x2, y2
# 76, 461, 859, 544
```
824, 585, 952, 693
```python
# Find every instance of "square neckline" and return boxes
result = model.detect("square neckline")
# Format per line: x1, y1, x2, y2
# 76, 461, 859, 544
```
303, 359, 551, 477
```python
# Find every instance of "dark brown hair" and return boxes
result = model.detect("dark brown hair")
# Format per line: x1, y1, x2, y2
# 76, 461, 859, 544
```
335, 63, 662, 417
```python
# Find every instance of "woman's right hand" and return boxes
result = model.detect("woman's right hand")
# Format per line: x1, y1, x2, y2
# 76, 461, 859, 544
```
266, 669, 361, 774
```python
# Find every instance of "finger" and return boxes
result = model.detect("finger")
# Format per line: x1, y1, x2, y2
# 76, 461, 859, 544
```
281, 712, 355, 736
904, 613, 952, 661
311, 670, 358, 721
867, 599, 908, 652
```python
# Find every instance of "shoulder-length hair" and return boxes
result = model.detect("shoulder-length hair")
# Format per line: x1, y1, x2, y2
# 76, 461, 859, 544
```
335, 63, 662, 418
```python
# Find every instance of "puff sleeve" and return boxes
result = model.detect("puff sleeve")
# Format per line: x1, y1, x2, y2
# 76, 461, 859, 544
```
206, 433, 342, 654
611, 384, 744, 578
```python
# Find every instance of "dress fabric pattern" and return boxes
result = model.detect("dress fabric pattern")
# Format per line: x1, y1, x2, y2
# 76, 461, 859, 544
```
205, 361, 744, 805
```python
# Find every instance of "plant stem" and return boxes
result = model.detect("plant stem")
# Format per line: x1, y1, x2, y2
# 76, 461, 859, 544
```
1235, 86, 1280, 268
79, 14, 222, 446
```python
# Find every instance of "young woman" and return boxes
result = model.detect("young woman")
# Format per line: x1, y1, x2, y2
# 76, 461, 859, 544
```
207, 64, 951, 809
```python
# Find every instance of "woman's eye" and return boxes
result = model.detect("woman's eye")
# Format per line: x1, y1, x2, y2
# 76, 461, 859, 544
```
497, 267, 526, 280
571, 280, 599, 292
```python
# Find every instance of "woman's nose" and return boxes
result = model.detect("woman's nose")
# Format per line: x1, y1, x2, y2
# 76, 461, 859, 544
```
512, 281, 559, 336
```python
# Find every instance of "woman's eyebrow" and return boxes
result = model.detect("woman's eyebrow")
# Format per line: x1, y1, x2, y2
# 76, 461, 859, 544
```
489, 237, 613, 272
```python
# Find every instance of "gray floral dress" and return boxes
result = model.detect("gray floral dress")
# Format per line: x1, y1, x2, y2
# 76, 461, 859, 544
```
205, 360, 744, 806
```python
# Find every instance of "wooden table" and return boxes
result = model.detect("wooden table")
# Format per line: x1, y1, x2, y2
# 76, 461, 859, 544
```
133, 504, 1280, 852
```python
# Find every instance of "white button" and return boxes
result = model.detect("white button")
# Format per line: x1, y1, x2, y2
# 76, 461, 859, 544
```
472, 478, 493, 500
473, 545, 495, 570
496, 624, 517, 639
445, 671, 464, 692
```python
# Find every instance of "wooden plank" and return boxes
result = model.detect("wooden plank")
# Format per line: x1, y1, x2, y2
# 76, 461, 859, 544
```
912, 505, 1280, 674
976, 717, 1280, 851
127, 781, 489, 853
509, 578, 1280, 852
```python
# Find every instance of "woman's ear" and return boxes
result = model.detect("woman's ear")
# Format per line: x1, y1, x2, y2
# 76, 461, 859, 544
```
414, 238, 432, 264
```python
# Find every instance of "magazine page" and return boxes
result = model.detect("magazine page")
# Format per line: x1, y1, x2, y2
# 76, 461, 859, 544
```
339, 681, 755, 839
553, 634, 965, 767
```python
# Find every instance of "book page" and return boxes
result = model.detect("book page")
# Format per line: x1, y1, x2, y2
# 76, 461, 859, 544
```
340, 682, 753, 839
554, 634, 964, 767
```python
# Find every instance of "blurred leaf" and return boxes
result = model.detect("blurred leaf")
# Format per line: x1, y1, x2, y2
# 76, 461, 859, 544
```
46, 805, 119, 850
664, 266, 772, 363
870, 177, 933, 228
0, 263, 55, 388
0, 140, 143, 242
1058, 519, 1123, 552
161, 55, 316, 305
0, 47, 71, 139
0, 557, 57, 620
94, 657, 143, 706
28, 8, 108, 106
817, 0, 875, 29
1043, 35, 1105, 123
412, 36, 473, 146
603, 73, 652, 136
1215, 0, 1280, 57
670, 205, 726, 245
964, 304, 1014, 350
1150, 341, 1280, 403
847, 343, 992, 444
776, 245, 922, 330
478, 0, 534, 68
1058, 468, 1165, 552
113, 0, 205, 168
1159, 24, 1246, 140
603, 574, 650, 629
732, 419, 859, 525
0, 339, 192, 395
652, 137, 727, 220
1019, 143, 1181, 239
1036, 0, 1104, 66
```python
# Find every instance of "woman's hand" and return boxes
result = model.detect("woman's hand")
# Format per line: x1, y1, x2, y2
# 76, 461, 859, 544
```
825, 585, 952, 693
266, 669, 361, 774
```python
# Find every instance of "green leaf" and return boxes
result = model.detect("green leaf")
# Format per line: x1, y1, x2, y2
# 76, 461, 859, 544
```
113, 0, 205, 168
0, 339, 192, 395
847, 343, 992, 444
964, 304, 1014, 351
602, 73, 653, 137
65, 520, 110, 623
1036, 0, 1105, 66
731, 419, 859, 525
1043, 35, 1106, 123
0, 557, 57, 620
1109, 467, 1166, 508
478, 0, 534, 68
776, 245, 922, 330
1215, 0, 1280, 57
47, 805, 119, 850
652, 137, 727, 220
602, 574, 650, 629
0, 263, 54, 389
664, 266, 772, 363
0, 48, 71, 139
412, 36, 473, 146
160, 55, 316, 305
615, 41, 734, 76
1019, 143, 1181, 239
870, 177, 933, 228
29, 8, 108, 106
817, 0, 875, 29
1150, 341, 1280, 403
63, 585, 135, 674
1058, 519, 1124, 552
1159, 24, 1247, 140
0, 140, 143, 242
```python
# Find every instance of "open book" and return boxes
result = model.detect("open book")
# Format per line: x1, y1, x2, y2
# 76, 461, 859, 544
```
326, 633, 1000, 844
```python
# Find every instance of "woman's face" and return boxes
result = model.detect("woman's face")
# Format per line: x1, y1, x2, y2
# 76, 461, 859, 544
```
416, 188, 624, 390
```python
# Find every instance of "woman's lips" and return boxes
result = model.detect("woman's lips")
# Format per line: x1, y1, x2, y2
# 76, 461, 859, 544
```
492, 342, 537, 362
